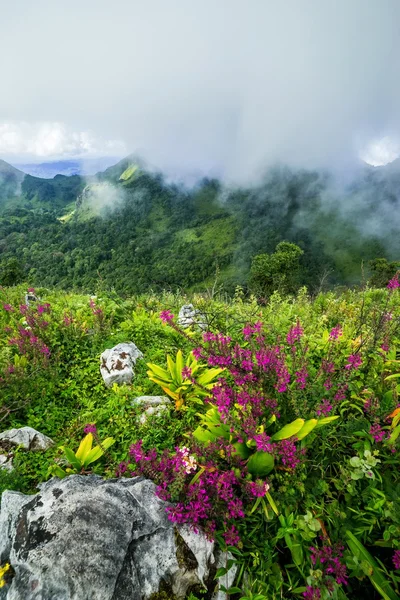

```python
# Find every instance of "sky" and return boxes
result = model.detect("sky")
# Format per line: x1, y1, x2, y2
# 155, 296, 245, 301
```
1, 0, 400, 182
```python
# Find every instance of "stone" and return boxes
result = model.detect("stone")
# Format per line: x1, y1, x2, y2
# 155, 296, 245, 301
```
0, 475, 235, 600
177, 304, 207, 330
131, 395, 172, 425
0, 454, 13, 471
0, 427, 54, 451
100, 342, 143, 388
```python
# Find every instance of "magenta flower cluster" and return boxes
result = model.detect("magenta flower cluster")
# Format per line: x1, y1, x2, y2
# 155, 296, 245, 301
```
303, 542, 348, 597
393, 549, 400, 570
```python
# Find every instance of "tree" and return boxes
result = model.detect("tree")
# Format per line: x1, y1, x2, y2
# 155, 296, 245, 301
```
249, 241, 304, 298
369, 258, 400, 288
0, 257, 25, 286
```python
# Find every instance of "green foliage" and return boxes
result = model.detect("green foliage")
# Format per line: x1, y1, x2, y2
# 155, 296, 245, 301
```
147, 350, 223, 410
249, 241, 304, 299
48, 432, 115, 479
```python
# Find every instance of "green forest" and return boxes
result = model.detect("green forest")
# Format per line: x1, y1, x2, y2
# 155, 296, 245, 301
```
1, 156, 400, 295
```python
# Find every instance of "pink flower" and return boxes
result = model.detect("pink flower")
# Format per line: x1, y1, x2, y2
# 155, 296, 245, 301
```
84, 424, 97, 434
181, 366, 192, 380
223, 525, 240, 546
387, 273, 400, 290
329, 325, 342, 340
2, 303, 14, 312
286, 321, 303, 345
393, 549, 400, 570
345, 354, 362, 370
160, 310, 174, 323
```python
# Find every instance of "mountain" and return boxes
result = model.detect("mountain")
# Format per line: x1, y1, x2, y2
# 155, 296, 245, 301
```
11, 157, 121, 179
0, 160, 25, 202
0, 154, 399, 294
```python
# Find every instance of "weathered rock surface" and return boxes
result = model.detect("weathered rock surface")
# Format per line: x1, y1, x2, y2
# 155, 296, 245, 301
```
100, 342, 143, 388
0, 427, 54, 451
0, 455, 13, 471
0, 475, 234, 600
130, 395, 171, 425
177, 304, 207, 330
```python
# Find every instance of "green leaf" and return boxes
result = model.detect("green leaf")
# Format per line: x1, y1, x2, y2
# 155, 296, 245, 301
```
346, 531, 400, 600
314, 415, 340, 428
388, 424, 400, 444
60, 446, 82, 470
197, 368, 223, 386
146, 363, 170, 380
247, 451, 275, 476
231, 442, 252, 459
271, 418, 305, 440
192, 426, 217, 443
296, 418, 318, 440
75, 433, 93, 462
175, 350, 184, 384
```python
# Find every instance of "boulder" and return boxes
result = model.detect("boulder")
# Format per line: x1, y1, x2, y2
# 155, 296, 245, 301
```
130, 396, 171, 425
0, 475, 235, 600
0, 427, 54, 451
0, 455, 13, 472
100, 342, 143, 388
177, 304, 207, 330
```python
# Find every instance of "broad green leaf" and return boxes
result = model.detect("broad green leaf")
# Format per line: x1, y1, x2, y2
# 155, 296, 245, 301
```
265, 491, 279, 516
60, 446, 82, 470
231, 442, 252, 459
314, 415, 340, 428
346, 531, 400, 600
197, 368, 224, 386
83, 446, 103, 467
175, 350, 184, 384
75, 433, 93, 462
192, 426, 217, 443
271, 418, 305, 441
146, 363, 170, 380
296, 418, 318, 440
388, 424, 400, 444
247, 451, 275, 476
385, 373, 400, 381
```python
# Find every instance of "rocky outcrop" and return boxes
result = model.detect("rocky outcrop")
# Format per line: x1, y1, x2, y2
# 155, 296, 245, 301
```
177, 305, 207, 330
130, 396, 171, 425
0, 427, 54, 452
0, 475, 235, 600
100, 342, 143, 388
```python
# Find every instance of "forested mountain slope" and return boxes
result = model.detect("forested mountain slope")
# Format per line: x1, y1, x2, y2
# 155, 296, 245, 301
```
0, 155, 399, 294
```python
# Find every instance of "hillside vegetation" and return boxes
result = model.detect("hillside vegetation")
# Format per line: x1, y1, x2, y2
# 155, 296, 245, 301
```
0, 156, 400, 294
0, 283, 400, 598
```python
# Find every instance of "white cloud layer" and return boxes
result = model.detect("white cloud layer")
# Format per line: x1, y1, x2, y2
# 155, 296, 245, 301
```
1, 0, 400, 179
0, 122, 126, 159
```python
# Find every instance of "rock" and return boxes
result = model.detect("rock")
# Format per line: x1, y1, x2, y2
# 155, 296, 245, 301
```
131, 395, 171, 425
100, 342, 143, 388
0, 427, 54, 451
0, 455, 13, 471
0, 475, 234, 600
24, 292, 38, 306
177, 304, 207, 330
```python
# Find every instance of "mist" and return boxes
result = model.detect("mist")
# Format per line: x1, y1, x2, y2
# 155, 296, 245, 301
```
1, 0, 400, 183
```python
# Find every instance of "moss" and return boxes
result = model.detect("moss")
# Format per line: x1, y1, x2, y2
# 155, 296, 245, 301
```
148, 579, 177, 600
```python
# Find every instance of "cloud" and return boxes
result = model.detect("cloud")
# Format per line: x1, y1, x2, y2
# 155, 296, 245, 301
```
0, 122, 126, 159
0, 0, 399, 180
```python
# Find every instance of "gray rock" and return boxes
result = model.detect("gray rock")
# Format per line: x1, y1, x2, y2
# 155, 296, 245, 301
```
0, 475, 234, 600
0, 427, 54, 451
100, 342, 143, 388
177, 304, 207, 330
0, 455, 13, 471
131, 396, 172, 425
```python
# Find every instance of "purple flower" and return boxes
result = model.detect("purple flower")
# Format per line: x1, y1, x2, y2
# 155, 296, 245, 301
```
387, 273, 400, 290
247, 480, 270, 497
295, 366, 308, 389
2, 303, 14, 312
84, 423, 97, 434
345, 354, 362, 370
223, 525, 240, 546
329, 325, 343, 340
181, 366, 192, 380
19, 304, 28, 315
393, 549, 400, 570
287, 321, 304, 345
303, 587, 321, 600
160, 310, 174, 323
369, 423, 387, 443
316, 399, 333, 416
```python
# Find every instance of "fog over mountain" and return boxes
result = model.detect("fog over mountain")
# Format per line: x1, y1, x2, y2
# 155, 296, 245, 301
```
1, 1, 400, 182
